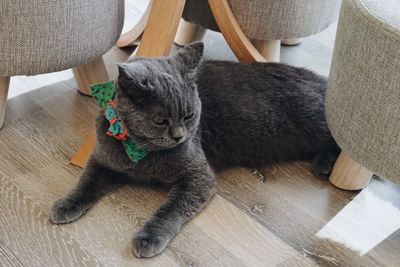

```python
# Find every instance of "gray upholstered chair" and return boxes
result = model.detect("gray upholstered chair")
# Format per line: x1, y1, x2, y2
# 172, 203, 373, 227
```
0, 0, 124, 128
326, 0, 400, 190
174, 0, 341, 62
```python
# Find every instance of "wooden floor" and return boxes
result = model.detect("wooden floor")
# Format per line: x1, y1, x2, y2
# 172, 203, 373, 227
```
3, 2, 400, 267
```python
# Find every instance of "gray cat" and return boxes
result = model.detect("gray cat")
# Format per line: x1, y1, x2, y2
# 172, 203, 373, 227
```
50, 42, 339, 258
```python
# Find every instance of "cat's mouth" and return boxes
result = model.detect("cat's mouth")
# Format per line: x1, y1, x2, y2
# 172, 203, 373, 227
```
150, 138, 184, 149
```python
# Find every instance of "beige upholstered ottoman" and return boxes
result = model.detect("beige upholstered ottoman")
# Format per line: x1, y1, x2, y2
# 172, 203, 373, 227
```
326, 0, 400, 190
175, 0, 341, 62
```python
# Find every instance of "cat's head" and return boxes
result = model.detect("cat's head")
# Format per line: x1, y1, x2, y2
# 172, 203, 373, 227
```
115, 42, 204, 151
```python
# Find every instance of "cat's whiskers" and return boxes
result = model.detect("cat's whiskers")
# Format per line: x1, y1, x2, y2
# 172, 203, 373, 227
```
136, 140, 152, 149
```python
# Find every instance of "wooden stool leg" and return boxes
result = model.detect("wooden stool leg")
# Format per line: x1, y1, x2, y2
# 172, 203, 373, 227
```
69, 134, 96, 167
252, 39, 281, 62
329, 152, 373, 190
116, 0, 154, 48
174, 19, 206, 46
72, 57, 109, 96
208, 0, 266, 62
0, 77, 11, 129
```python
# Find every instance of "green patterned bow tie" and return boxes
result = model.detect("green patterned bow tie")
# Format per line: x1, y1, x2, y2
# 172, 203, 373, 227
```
91, 81, 148, 163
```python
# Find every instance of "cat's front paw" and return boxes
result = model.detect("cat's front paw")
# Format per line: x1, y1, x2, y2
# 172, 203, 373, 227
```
49, 197, 87, 224
132, 230, 171, 258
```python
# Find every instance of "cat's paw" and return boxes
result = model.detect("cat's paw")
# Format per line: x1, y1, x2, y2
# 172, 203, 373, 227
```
132, 230, 170, 258
49, 197, 87, 224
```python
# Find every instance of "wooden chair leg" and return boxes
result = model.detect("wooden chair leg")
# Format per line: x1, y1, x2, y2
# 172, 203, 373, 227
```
252, 39, 281, 62
329, 152, 374, 190
208, 0, 266, 63
69, 133, 96, 167
282, 38, 304, 46
174, 19, 206, 46
70, 0, 186, 168
72, 57, 109, 96
116, 0, 154, 48
0, 77, 10, 129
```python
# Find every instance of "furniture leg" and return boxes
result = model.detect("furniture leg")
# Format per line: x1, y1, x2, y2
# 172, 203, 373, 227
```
252, 39, 281, 62
116, 0, 154, 48
0, 77, 10, 129
72, 57, 109, 96
208, 0, 266, 62
174, 19, 206, 46
329, 152, 374, 190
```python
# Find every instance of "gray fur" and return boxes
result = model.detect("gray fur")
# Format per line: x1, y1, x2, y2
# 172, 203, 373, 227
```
50, 42, 339, 258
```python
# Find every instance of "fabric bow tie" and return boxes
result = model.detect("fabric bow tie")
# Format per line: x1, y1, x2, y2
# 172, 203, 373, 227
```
90, 81, 148, 163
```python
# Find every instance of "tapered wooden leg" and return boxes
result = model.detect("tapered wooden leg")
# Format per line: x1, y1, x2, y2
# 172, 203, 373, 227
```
252, 39, 281, 62
0, 77, 10, 129
70, 0, 186, 168
174, 19, 206, 46
329, 152, 374, 190
72, 57, 109, 96
116, 0, 154, 48
69, 133, 96, 167
208, 0, 266, 62
282, 38, 304, 46
132, 0, 186, 58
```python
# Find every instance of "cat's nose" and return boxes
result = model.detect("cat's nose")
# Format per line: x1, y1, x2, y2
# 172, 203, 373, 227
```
170, 126, 185, 142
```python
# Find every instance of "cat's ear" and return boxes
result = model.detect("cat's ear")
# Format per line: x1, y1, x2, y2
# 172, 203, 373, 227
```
117, 63, 149, 92
174, 42, 204, 72
117, 64, 131, 84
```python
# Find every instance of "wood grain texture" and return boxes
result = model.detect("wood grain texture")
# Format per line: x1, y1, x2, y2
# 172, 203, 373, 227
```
0, 76, 10, 128
0, 240, 24, 267
329, 152, 374, 190
277, 253, 317, 267
208, 0, 266, 62
0, 176, 100, 267
69, 134, 95, 167
135, 0, 186, 58
72, 57, 109, 96
192, 195, 298, 266
217, 165, 385, 266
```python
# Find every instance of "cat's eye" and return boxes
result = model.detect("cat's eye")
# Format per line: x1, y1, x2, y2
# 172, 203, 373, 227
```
152, 116, 167, 125
184, 112, 195, 120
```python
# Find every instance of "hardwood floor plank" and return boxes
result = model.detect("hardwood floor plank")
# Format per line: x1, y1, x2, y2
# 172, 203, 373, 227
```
0, 105, 84, 176
276, 252, 318, 267
0, 107, 55, 178
114, 187, 248, 266
192, 195, 297, 266
217, 166, 384, 266
0, 240, 24, 267
8, 164, 180, 267
11, 161, 256, 266
0, 176, 100, 267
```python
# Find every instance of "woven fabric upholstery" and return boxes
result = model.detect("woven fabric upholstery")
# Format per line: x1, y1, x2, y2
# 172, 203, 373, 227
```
182, 0, 341, 40
325, 0, 400, 183
0, 0, 124, 76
